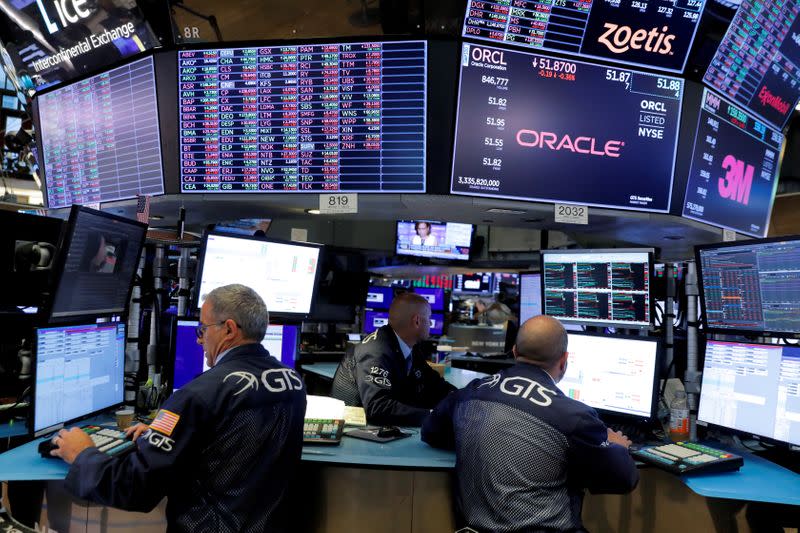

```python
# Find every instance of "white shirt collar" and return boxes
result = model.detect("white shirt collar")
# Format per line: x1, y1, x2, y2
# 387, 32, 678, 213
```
214, 347, 235, 365
393, 331, 413, 361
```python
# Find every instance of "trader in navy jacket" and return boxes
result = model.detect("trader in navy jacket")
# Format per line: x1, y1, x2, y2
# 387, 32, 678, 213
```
51, 284, 307, 532
335, 292, 455, 426
422, 315, 639, 532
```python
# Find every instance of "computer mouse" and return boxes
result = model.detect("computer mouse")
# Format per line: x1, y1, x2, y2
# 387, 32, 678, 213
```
377, 426, 403, 438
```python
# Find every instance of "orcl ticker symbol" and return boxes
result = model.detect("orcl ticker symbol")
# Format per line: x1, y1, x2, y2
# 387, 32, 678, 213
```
719, 155, 754, 206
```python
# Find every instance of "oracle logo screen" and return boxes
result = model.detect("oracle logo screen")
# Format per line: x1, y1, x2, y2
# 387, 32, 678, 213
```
461, 0, 705, 73
683, 89, 784, 237
451, 44, 683, 212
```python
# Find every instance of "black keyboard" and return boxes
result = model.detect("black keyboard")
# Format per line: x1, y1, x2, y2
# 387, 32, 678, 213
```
39, 425, 135, 458
303, 419, 344, 445
631, 442, 743, 475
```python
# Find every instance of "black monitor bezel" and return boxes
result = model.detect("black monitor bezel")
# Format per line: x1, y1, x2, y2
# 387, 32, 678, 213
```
539, 248, 655, 330
395, 219, 475, 262
45, 205, 148, 325
31, 320, 127, 438
694, 235, 800, 339
193, 230, 324, 320
564, 330, 662, 421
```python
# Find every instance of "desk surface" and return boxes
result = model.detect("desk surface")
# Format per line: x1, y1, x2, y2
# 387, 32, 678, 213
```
303, 431, 455, 469
300, 363, 488, 389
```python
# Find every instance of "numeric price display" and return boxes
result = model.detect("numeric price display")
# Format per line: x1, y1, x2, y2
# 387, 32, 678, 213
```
179, 41, 427, 193
683, 89, 784, 237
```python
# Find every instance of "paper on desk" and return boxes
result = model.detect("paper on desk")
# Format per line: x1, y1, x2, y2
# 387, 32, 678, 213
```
304, 395, 345, 420
343, 406, 367, 427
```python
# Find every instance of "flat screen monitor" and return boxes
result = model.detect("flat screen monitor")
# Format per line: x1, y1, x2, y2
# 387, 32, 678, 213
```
4, 115, 22, 133
696, 236, 800, 337
48, 206, 147, 323
558, 331, 659, 419
2, 94, 18, 110
363, 310, 389, 334
703, 0, 800, 130
35, 56, 165, 208
395, 220, 473, 261
430, 313, 444, 336
171, 319, 299, 391
451, 44, 683, 212
698, 340, 800, 446
178, 41, 427, 193
520, 272, 543, 324
461, 0, 705, 73
195, 233, 322, 319
33, 322, 126, 437
365, 286, 394, 310
453, 272, 494, 294
682, 89, 783, 238
415, 287, 445, 311
541, 249, 653, 328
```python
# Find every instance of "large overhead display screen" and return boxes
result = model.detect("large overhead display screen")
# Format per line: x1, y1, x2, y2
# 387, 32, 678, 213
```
179, 41, 426, 193
703, 0, 800, 130
461, 0, 705, 73
451, 44, 683, 212
683, 89, 783, 237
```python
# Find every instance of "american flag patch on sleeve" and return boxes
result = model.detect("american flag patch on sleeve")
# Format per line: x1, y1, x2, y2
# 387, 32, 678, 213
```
150, 409, 181, 436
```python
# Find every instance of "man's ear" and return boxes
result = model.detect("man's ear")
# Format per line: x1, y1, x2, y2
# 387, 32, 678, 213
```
511, 345, 519, 359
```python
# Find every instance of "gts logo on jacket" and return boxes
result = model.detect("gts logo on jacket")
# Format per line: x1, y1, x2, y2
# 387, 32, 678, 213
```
485, 374, 557, 406
224, 368, 303, 395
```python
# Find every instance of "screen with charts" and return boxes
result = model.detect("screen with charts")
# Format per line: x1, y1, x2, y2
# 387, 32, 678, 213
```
696, 237, 800, 336
395, 220, 473, 261
683, 89, 783, 238
557, 332, 659, 419
171, 320, 298, 391
49, 207, 147, 323
699, 340, 800, 446
363, 310, 390, 333
196, 233, 322, 317
36, 56, 164, 209
461, 0, 705, 73
34, 322, 126, 436
542, 249, 652, 327
520, 272, 543, 323
179, 41, 426, 193
451, 44, 683, 212
703, 0, 800, 130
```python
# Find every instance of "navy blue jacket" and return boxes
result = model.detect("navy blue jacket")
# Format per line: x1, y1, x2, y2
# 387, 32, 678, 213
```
65, 343, 307, 533
422, 363, 639, 532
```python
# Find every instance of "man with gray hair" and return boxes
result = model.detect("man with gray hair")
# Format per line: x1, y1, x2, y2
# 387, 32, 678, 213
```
423, 315, 638, 532
50, 284, 307, 532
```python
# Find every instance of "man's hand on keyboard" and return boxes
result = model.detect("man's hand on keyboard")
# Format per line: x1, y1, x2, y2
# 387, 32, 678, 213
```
125, 423, 149, 441
51, 427, 95, 464
607, 428, 633, 449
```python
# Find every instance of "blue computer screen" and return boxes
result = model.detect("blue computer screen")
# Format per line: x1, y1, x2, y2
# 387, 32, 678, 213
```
415, 287, 445, 311
699, 340, 800, 446
683, 89, 783, 237
365, 286, 394, 310
451, 43, 683, 212
520, 272, 542, 323
34, 322, 126, 435
363, 310, 390, 334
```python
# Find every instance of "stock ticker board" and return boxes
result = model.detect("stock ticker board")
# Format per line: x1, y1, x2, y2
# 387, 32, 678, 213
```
178, 41, 427, 193
450, 43, 683, 212
683, 88, 783, 237
704, 0, 800, 130
462, 0, 705, 73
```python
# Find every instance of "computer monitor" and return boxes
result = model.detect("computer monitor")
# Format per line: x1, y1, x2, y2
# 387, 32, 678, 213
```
171, 319, 299, 392
541, 249, 654, 328
453, 272, 493, 294
195, 233, 323, 319
363, 310, 390, 334
519, 272, 543, 324
557, 332, 660, 420
365, 286, 394, 310
430, 313, 444, 336
395, 220, 473, 261
48, 206, 147, 324
415, 287, 445, 312
698, 340, 800, 446
696, 236, 800, 337
33, 322, 126, 437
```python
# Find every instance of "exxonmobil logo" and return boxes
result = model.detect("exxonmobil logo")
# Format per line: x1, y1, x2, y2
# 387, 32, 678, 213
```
598, 24, 675, 55
516, 130, 624, 158
757, 86, 790, 115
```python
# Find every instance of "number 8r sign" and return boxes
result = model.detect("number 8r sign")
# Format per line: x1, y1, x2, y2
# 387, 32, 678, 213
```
320, 194, 358, 214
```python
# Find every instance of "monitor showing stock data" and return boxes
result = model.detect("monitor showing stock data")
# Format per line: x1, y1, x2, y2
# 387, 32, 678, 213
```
558, 332, 659, 419
178, 41, 427, 193
520, 272, 543, 323
683, 89, 783, 237
699, 340, 800, 446
36, 56, 165, 209
541, 249, 653, 328
461, 0, 705, 73
450, 44, 683, 212
703, 0, 800, 130
696, 237, 800, 336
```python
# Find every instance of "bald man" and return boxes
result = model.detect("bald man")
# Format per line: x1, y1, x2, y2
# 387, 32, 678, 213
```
333, 292, 455, 426
422, 315, 638, 532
